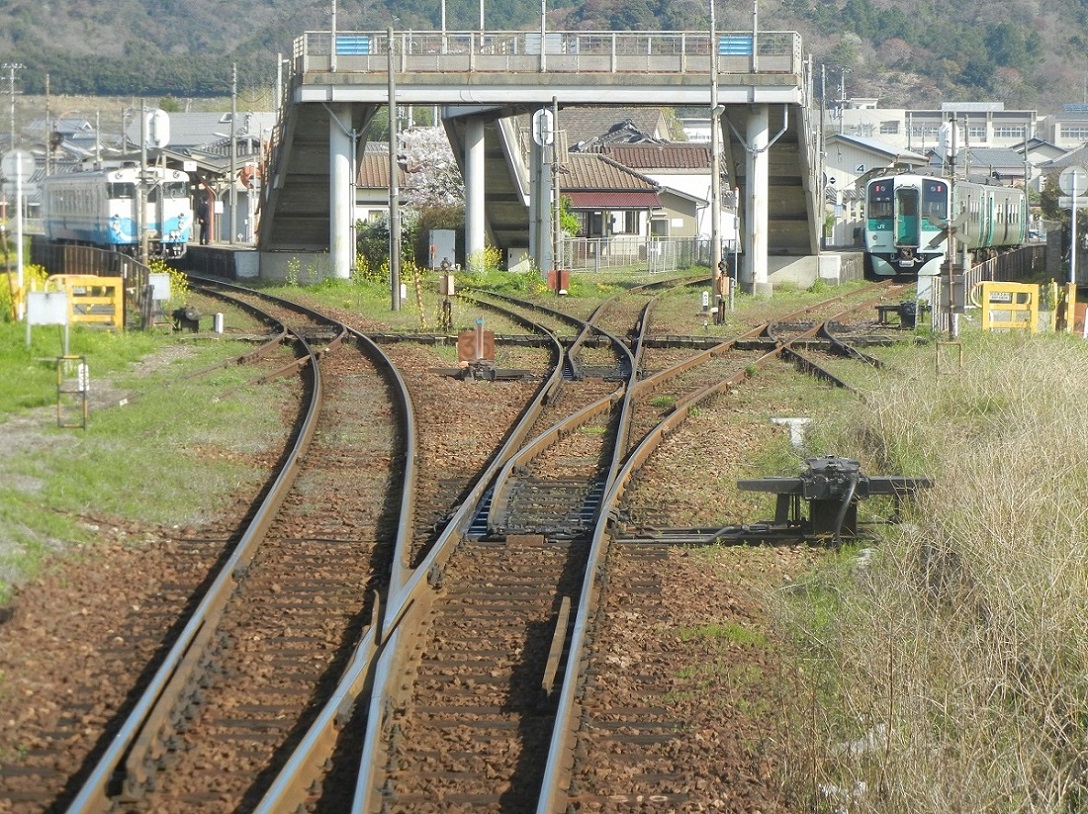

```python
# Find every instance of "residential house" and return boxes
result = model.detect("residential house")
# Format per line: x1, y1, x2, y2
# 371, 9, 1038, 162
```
563, 107, 671, 153
1020, 137, 1067, 193
562, 153, 661, 237
930, 146, 1029, 186
354, 146, 406, 223
602, 142, 739, 243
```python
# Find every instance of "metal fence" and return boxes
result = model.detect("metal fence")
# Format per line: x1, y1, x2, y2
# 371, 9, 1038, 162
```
296, 29, 803, 77
927, 245, 1047, 334
30, 237, 155, 329
561, 236, 732, 274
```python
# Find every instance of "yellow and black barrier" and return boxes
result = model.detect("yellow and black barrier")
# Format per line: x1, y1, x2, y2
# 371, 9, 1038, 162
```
44, 274, 124, 330
971, 281, 1078, 334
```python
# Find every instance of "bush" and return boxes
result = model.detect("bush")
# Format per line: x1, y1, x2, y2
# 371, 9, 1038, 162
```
0, 264, 49, 323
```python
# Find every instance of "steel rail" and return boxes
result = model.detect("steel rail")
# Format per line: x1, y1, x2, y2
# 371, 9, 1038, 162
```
771, 286, 907, 393
97, 276, 422, 814
534, 286, 904, 811
463, 290, 639, 530
220, 292, 566, 814
253, 318, 420, 812
176, 283, 291, 377
65, 328, 330, 813
349, 306, 567, 814
350, 289, 644, 810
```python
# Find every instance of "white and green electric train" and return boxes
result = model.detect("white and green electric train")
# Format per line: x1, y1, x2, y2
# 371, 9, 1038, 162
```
863, 172, 1027, 281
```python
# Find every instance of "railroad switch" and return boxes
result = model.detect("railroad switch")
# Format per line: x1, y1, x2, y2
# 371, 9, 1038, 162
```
735, 455, 932, 543
430, 319, 531, 380
172, 306, 201, 332
431, 359, 533, 381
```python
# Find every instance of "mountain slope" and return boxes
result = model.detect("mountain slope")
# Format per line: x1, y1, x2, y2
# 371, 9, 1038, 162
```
0, 0, 1083, 111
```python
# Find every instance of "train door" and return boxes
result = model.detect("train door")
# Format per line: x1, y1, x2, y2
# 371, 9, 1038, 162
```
147, 181, 163, 242
921, 179, 949, 248
865, 180, 893, 249
894, 186, 921, 248
983, 191, 995, 246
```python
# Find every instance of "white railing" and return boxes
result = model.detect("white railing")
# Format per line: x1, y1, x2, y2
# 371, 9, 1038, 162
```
561, 235, 731, 274
294, 30, 803, 77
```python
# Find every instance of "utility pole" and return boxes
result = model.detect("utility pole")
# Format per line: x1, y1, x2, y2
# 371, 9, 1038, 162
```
4, 63, 22, 150
44, 74, 50, 178
330, 0, 338, 73
709, 0, 723, 308
551, 96, 561, 285
946, 115, 959, 340
388, 29, 402, 311
140, 103, 150, 265
229, 63, 237, 246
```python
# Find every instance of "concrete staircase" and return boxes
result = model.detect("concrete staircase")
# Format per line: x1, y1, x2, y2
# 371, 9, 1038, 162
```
722, 104, 820, 256
259, 101, 378, 253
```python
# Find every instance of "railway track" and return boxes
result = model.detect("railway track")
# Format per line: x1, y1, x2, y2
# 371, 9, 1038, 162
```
343, 292, 635, 812
0, 277, 924, 813
62, 284, 414, 813
349, 283, 907, 812
0, 290, 311, 814
541, 285, 914, 812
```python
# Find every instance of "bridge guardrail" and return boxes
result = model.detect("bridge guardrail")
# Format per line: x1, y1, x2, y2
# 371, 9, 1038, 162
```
294, 29, 803, 76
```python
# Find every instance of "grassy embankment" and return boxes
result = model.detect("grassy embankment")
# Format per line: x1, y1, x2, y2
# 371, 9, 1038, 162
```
0, 313, 296, 604
773, 329, 1088, 810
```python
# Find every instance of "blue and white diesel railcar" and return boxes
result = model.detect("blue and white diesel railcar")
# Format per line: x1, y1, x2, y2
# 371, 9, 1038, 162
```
42, 166, 192, 258
863, 173, 1027, 281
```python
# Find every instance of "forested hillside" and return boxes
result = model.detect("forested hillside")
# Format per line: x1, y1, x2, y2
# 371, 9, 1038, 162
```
0, 0, 1085, 111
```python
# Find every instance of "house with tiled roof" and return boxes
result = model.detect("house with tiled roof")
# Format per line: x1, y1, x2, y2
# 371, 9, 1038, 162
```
562, 153, 663, 239
602, 142, 734, 240
562, 107, 671, 152
354, 146, 407, 223
927, 146, 1029, 185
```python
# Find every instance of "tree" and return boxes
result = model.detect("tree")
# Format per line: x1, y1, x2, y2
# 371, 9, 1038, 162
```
397, 127, 464, 210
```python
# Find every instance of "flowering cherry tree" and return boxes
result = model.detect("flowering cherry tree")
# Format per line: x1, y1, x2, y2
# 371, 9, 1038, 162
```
396, 126, 464, 210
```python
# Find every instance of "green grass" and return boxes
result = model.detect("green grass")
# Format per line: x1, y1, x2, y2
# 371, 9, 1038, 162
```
0, 323, 161, 414
677, 620, 768, 646
0, 322, 295, 603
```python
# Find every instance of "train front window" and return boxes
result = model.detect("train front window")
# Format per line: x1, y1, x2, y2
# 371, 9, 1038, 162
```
163, 182, 189, 199
867, 182, 893, 220
107, 182, 135, 199
922, 180, 948, 229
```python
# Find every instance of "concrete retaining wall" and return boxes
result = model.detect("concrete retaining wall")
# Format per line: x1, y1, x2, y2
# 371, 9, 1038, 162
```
766, 251, 864, 287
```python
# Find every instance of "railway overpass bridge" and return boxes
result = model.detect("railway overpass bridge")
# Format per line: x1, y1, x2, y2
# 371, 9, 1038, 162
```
259, 28, 819, 293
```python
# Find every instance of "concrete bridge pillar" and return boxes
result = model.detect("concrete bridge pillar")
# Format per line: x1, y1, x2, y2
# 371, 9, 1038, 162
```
744, 104, 772, 296
464, 117, 486, 267
528, 135, 554, 272
329, 104, 354, 280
